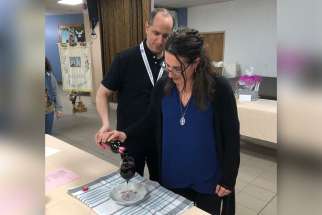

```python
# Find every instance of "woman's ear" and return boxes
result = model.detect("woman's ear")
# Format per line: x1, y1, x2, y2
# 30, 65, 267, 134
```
193, 57, 201, 72
195, 57, 200, 65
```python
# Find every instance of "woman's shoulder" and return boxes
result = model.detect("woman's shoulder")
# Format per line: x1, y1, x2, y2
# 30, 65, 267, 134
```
155, 76, 168, 90
213, 75, 233, 92
153, 76, 169, 99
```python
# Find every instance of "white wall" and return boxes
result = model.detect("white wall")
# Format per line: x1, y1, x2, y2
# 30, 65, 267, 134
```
188, 0, 276, 77
278, 0, 322, 52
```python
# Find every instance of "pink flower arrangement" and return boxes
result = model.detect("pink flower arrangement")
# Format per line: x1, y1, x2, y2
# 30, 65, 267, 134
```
239, 75, 262, 91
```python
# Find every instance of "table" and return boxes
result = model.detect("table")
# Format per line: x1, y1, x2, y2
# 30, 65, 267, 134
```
237, 99, 277, 143
45, 135, 209, 215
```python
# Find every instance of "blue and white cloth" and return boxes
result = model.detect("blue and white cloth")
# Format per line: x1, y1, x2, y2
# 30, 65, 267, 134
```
68, 171, 193, 215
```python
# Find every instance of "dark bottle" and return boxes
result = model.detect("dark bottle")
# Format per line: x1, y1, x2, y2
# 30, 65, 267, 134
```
121, 150, 129, 160
108, 140, 122, 153
120, 156, 135, 183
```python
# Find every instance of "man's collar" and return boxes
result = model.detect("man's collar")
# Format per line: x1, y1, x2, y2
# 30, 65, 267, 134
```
143, 39, 163, 60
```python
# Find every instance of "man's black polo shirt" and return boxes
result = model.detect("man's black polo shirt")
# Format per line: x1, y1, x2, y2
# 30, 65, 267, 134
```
101, 40, 164, 130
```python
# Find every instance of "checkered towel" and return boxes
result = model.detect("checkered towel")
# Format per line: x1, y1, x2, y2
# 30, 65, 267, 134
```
68, 171, 193, 215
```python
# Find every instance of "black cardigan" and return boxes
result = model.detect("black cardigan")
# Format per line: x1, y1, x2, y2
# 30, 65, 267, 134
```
124, 76, 240, 191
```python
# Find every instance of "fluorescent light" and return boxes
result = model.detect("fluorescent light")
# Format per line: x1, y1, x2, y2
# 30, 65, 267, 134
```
57, 0, 83, 6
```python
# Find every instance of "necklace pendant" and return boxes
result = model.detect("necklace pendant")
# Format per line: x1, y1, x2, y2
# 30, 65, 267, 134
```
180, 116, 186, 126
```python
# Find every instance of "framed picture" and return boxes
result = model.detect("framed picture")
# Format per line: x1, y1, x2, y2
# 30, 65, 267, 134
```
58, 44, 92, 92
70, 56, 81, 67
58, 24, 85, 45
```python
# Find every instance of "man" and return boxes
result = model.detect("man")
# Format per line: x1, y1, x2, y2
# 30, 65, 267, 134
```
95, 8, 174, 181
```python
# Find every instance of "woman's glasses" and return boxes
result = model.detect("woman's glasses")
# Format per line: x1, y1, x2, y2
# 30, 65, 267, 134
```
162, 62, 191, 75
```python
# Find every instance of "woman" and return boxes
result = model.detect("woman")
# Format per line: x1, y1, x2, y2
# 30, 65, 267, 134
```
101, 27, 240, 215
45, 57, 63, 134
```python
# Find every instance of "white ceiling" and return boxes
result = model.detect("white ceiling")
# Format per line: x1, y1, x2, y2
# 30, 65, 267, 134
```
44, 0, 233, 15
154, 0, 233, 8
45, 0, 83, 15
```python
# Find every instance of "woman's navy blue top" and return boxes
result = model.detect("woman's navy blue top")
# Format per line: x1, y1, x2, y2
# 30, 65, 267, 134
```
161, 89, 220, 194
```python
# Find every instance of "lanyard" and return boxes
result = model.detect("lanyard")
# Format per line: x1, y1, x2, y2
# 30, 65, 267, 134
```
140, 42, 164, 86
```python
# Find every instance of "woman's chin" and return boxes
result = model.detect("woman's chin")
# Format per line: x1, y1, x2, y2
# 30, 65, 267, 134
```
171, 78, 179, 85
168, 76, 181, 86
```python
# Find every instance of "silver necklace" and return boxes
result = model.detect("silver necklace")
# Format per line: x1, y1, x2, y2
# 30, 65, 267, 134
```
179, 93, 191, 126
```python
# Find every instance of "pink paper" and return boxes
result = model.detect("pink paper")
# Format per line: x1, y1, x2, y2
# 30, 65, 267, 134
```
46, 168, 80, 192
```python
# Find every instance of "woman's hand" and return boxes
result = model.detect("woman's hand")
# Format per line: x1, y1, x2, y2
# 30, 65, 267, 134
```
215, 185, 232, 197
106, 130, 127, 142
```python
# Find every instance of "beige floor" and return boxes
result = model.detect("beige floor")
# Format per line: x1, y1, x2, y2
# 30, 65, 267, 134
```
52, 89, 277, 215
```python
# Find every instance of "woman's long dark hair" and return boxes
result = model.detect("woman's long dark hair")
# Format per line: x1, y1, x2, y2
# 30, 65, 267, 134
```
45, 57, 52, 72
164, 27, 217, 110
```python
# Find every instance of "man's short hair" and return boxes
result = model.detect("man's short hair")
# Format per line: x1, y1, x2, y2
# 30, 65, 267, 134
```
148, 8, 175, 29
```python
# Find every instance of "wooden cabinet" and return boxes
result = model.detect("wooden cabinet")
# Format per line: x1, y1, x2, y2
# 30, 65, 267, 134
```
200, 32, 225, 62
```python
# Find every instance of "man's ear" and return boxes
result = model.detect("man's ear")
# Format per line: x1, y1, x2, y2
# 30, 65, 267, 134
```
145, 21, 150, 34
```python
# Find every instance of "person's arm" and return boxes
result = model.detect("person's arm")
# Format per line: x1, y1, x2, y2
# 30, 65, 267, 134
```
51, 73, 63, 118
96, 84, 113, 132
95, 84, 112, 149
217, 77, 240, 192
95, 53, 123, 145
101, 78, 166, 147
99, 102, 156, 148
